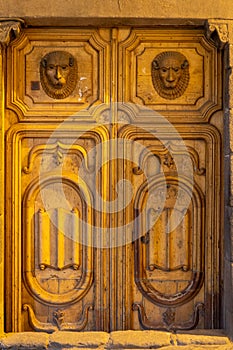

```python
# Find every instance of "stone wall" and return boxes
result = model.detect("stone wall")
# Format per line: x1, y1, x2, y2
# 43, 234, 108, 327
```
0, 0, 233, 21
0, 0, 233, 341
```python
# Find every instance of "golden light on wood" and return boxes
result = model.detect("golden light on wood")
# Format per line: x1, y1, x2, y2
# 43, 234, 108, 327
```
3, 26, 223, 332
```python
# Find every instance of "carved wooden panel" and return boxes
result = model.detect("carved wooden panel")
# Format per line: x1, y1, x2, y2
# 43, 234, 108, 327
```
6, 28, 110, 120
5, 122, 110, 332
135, 177, 204, 306
23, 177, 92, 305
118, 29, 222, 122
117, 120, 221, 330
5, 27, 223, 332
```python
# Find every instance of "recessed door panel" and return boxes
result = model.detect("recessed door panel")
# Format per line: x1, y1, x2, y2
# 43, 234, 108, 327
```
117, 123, 220, 330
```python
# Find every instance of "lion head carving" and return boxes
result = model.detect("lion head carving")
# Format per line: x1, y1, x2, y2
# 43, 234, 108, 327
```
151, 51, 189, 100
40, 51, 78, 99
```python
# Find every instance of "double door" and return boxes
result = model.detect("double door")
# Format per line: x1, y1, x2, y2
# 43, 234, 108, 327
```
5, 27, 223, 332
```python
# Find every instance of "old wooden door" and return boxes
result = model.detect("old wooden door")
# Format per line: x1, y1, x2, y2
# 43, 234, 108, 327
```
5, 27, 223, 332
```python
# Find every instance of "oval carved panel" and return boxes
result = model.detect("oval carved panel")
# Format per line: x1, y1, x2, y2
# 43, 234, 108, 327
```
22, 175, 93, 305
134, 176, 205, 307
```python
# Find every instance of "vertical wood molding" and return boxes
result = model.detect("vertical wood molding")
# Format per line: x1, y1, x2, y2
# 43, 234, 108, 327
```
0, 35, 4, 336
0, 19, 23, 334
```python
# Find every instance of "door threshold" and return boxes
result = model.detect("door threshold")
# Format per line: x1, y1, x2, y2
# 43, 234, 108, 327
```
0, 329, 232, 349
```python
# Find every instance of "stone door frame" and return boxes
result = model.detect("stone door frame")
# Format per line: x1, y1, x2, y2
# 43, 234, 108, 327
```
0, 18, 232, 337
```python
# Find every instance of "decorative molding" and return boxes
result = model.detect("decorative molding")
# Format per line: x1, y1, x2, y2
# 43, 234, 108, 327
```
7, 28, 106, 119
132, 143, 205, 177
53, 309, 64, 329
118, 28, 222, 122
23, 304, 57, 333
22, 172, 94, 305
0, 20, 22, 46
132, 303, 204, 331
146, 204, 191, 272
162, 308, 175, 328
23, 303, 93, 332
38, 207, 80, 271
206, 20, 229, 49
53, 304, 94, 331
134, 176, 205, 306
22, 141, 93, 174
163, 153, 175, 169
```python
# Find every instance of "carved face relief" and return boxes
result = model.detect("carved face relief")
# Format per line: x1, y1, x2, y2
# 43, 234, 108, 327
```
151, 51, 189, 100
40, 51, 77, 99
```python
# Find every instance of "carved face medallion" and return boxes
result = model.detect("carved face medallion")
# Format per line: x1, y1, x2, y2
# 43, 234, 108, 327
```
151, 51, 189, 100
40, 51, 77, 99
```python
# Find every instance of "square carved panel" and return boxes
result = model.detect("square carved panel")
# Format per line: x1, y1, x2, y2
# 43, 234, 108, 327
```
118, 29, 222, 122
7, 28, 110, 120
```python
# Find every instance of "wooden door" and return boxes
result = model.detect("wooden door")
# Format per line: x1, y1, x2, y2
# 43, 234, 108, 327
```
5, 27, 223, 332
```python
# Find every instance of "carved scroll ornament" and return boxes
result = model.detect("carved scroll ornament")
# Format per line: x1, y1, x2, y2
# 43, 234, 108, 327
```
206, 20, 229, 49
151, 51, 189, 100
0, 20, 22, 46
40, 51, 78, 99
23, 303, 93, 332
132, 303, 204, 331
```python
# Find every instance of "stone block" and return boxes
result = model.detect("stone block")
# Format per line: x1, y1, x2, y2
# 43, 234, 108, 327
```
154, 346, 233, 350
61, 348, 99, 350
109, 330, 171, 348
0, 332, 49, 349
49, 331, 109, 349
175, 332, 230, 346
